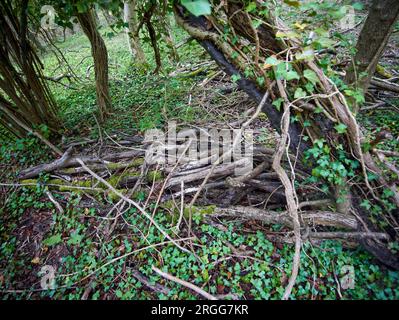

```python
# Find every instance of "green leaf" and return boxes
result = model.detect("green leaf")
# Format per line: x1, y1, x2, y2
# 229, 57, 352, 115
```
257, 77, 265, 86
294, 87, 306, 99
352, 2, 364, 10
43, 234, 62, 246
315, 37, 336, 48
334, 123, 347, 134
305, 82, 315, 93
264, 56, 280, 66
272, 98, 284, 112
67, 232, 83, 245
360, 200, 371, 210
303, 69, 318, 85
246, 2, 257, 12
276, 31, 299, 40
231, 74, 241, 83
284, 70, 300, 81
181, 0, 211, 17
76, 2, 88, 13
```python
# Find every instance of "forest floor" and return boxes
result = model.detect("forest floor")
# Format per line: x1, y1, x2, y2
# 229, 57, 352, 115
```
1, 14, 399, 300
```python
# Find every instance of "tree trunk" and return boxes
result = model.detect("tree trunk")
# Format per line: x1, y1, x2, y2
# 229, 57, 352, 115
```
346, 0, 399, 95
173, 1, 399, 270
123, 0, 147, 67
0, 1, 60, 137
142, 2, 162, 74
77, 9, 112, 122
161, 16, 180, 62
160, 0, 179, 62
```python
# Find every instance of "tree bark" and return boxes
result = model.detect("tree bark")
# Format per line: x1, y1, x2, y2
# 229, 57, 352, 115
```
123, 0, 147, 67
77, 9, 112, 122
346, 0, 399, 95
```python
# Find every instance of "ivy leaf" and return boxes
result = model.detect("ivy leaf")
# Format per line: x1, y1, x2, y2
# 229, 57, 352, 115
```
246, 2, 257, 12
272, 98, 284, 112
305, 82, 315, 93
67, 232, 83, 245
181, 0, 211, 17
294, 87, 306, 99
284, 70, 300, 81
360, 200, 371, 210
264, 56, 280, 67
257, 77, 265, 86
43, 234, 62, 246
303, 69, 318, 85
231, 74, 241, 83
334, 123, 347, 134
315, 37, 336, 48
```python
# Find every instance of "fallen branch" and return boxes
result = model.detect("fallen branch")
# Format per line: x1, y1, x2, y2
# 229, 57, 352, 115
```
19, 148, 144, 179
152, 266, 218, 300
213, 206, 358, 230
371, 78, 399, 93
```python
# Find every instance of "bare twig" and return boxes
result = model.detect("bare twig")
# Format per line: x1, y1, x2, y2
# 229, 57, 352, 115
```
152, 266, 218, 300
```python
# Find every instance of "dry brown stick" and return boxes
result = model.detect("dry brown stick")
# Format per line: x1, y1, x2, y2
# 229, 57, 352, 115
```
45, 190, 64, 214
149, 140, 192, 224
19, 149, 144, 179
373, 149, 399, 158
131, 269, 171, 296
19, 147, 74, 179
151, 266, 218, 300
376, 152, 399, 178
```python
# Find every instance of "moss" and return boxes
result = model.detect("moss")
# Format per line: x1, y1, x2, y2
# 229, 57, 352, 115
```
183, 205, 216, 218
107, 189, 128, 202
106, 157, 144, 170
106, 171, 140, 188
160, 201, 216, 223
146, 170, 163, 182
376, 64, 393, 79
21, 179, 38, 185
